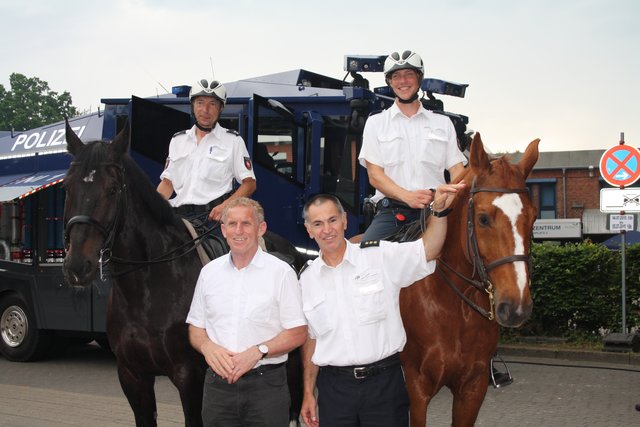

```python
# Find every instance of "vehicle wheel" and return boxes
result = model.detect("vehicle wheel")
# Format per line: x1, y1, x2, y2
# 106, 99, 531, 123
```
0, 294, 52, 361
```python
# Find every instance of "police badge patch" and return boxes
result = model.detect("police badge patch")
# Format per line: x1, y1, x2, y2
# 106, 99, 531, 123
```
244, 157, 253, 170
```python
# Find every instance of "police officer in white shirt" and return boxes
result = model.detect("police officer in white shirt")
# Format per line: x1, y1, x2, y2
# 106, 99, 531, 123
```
358, 50, 467, 241
187, 197, 307, 426
157, 78, 256, 224
299, 182, 465, 427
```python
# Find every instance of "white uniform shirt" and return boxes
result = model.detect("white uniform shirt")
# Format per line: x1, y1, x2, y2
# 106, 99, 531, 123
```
358, 103, 467, 203
299, 239, 434, 366
160, 124, 256, 207
186, 248, 306, 366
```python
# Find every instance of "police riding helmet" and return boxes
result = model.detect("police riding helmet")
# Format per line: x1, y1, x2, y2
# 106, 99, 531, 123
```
384, 50, 424, 103
189, 78, 227, 106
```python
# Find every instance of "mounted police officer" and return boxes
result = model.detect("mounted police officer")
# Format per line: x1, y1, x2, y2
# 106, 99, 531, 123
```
157, 78, 256, 226
358, 50, 467, 241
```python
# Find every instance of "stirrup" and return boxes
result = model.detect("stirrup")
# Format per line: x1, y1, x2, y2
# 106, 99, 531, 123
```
490, 354, 513, 388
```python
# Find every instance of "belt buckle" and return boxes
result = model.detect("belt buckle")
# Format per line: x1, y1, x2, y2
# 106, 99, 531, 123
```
353, 366, 368, 379
381, 198, 391, 208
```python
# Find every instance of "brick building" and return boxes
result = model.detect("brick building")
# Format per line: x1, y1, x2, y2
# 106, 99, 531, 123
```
510, 149, 639, 242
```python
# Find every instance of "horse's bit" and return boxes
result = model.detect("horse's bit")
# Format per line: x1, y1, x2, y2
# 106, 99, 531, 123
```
437, 178, 531, 321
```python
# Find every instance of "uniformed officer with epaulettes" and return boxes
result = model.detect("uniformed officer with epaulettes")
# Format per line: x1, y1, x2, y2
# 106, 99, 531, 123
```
157, 78, 256, 225
298, 183, 465, 427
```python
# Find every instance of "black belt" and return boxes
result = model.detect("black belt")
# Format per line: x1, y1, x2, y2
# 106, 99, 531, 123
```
243, 362, 285, 378
321, 353, 401, 380
174, 192, 231, 215
376, 198, 413, 210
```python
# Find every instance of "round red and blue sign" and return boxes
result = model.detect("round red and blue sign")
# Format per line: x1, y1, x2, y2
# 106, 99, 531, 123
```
599, 145, 640, 187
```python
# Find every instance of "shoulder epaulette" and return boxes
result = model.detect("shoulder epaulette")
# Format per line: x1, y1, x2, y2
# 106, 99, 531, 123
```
297, 259, 313, 279
360, 240, 380, 248
172, 130, 187, 138
226, 129, 240, 136
368, 110, 383, 117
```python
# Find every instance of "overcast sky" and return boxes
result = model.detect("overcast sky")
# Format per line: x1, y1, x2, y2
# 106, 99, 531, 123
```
1, 0, 638, 153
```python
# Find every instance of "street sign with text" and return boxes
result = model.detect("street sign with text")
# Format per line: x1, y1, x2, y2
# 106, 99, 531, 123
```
608, 214, 636, 232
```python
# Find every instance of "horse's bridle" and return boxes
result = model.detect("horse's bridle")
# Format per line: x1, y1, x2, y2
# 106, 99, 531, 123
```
437, 178, 531, 321
64, 161, 127, 280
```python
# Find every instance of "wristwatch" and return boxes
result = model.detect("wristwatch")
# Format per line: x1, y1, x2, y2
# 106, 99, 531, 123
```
257, 344, 269, 359
429, 201, 452, 218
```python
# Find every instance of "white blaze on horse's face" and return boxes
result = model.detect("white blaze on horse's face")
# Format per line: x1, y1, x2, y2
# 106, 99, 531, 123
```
491, 193, 527, 298
83, 170, 96, 183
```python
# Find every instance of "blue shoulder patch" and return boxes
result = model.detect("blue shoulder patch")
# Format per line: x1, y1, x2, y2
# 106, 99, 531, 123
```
360, 240, 380, 248
227, 129, 240, 136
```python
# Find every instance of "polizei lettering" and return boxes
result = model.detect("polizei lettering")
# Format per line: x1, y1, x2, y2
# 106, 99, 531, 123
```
10, 126, 86, 152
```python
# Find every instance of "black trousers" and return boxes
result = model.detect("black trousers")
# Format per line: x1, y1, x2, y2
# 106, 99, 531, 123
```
201, 365, 290, 427
317, 363, 409, 427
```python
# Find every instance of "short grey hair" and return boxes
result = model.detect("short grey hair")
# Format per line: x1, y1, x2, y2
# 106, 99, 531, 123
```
221, 197, 265, 224
302, 194, 344, 222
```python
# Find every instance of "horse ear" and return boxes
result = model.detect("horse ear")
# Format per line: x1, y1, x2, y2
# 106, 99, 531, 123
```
111, 119, 131, 157
65, 118, 84, 156
517, 138, 540, 177
469, 132, 491, 172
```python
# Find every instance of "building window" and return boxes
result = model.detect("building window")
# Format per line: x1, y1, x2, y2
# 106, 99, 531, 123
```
539, 183, 556, 219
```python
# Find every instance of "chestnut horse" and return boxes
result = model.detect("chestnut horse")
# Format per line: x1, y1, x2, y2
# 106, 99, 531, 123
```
62, 123, 305, 426
400, 133, 539, 426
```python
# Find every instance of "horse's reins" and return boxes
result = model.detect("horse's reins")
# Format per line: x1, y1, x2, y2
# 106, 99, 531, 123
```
436, 178, 531, 321
64, 161, 216, 280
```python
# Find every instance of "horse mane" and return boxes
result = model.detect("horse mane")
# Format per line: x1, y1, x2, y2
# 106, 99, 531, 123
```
120, 153, 181, 228
68, 140, 180, 228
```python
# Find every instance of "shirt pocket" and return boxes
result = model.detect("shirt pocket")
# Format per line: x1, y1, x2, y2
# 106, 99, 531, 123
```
200, 146, 231, 183
353, 270, 387, 325
420, 128, 448, 168
303, 294, 334, 338
168, 153, 189, 190
378, 133, 403, 167
243, 291, 272, 324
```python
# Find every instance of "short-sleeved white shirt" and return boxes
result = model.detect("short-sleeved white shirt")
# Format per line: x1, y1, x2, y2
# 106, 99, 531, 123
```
299, 239, 434, 367
358, 103, 467, 203
160, 124, 256, 207
186, 248, 306, 366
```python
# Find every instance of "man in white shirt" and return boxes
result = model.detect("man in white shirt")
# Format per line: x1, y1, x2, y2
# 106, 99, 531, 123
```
186, 197, 307, 426
358, 50, 466, 241
157, 78, 256, 224
299, 182, 465, 427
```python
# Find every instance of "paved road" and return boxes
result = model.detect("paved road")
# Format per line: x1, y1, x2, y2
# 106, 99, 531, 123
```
0, 343, 638, 426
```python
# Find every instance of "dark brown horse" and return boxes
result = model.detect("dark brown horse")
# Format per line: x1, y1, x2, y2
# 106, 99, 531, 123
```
62, 123, 305, 426
400, 133, 539, 426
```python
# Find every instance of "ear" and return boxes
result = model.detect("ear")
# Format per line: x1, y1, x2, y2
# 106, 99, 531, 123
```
258, 221, 267, 237
518, 138, 540, 178
468, 132, 491, 173
65, 118, 84, 156
111, 118, 130, 157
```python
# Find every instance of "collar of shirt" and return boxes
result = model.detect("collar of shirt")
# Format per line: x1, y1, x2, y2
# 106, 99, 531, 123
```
186, 123, 224, 141
316, 239, 360, 272
388, 101, 429, 120
226, 246, 266, 271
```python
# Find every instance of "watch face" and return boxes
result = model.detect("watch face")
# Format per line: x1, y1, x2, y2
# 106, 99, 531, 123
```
258, 344, 269, 354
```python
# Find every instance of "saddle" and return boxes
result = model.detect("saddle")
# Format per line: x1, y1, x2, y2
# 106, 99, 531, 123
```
181, 218, 296, 268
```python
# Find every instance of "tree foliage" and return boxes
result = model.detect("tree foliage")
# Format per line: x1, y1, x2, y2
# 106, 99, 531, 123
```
0, 73, 79, 131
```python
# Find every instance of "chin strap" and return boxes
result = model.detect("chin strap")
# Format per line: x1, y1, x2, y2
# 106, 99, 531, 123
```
195, 121, 213, 132
398, 92, 419, 104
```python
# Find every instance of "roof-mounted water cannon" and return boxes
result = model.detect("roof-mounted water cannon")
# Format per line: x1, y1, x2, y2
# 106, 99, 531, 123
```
343, 55, 387, 90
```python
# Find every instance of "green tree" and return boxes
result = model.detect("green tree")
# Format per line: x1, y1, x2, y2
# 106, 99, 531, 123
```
0, 73, 79, 131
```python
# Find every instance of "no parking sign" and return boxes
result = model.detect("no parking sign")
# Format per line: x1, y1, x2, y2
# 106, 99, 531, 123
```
599, 145, 640, 187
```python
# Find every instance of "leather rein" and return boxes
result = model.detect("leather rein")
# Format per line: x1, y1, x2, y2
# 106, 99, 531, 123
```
436, 178, 531, 321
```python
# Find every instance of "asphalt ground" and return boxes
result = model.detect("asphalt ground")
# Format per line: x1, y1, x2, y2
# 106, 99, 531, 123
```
0, 343, 638, 426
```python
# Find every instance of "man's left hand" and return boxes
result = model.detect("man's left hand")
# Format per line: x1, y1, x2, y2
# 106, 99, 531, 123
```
226, 346, 262, 384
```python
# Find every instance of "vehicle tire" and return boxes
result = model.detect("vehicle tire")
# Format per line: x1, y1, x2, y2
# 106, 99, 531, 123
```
0, 294, 52, 361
